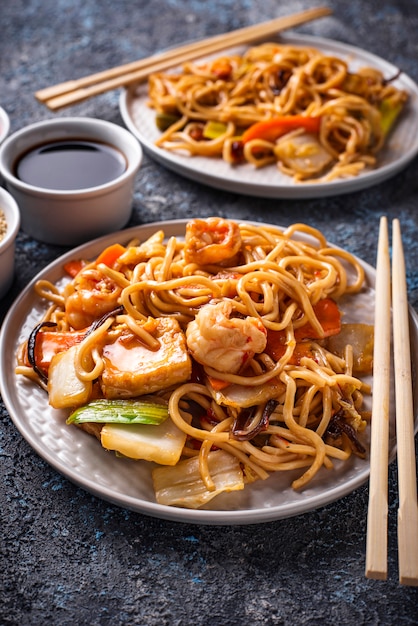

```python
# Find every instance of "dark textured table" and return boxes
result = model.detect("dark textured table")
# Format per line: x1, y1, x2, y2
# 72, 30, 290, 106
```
1, 1, 418, 624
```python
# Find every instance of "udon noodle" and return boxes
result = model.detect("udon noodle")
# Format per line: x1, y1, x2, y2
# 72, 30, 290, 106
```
16, 219, 373, 508
147, 42, 408, 182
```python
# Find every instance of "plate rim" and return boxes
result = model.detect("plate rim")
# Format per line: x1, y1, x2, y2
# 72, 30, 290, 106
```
0, 218, 415, 525
119, 33, 418, 199
0, 105, 10, 144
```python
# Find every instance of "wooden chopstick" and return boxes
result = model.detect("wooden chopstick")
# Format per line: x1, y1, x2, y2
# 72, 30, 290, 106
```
35, 6, 332, 111
391, 218, 418, 586
365, 216, 391, 581
365, 217, 418, 585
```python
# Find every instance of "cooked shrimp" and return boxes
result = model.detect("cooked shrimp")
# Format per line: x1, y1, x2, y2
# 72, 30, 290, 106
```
184, 217, 242, 265
186, 300, 267, 373
64, 268, 123, 330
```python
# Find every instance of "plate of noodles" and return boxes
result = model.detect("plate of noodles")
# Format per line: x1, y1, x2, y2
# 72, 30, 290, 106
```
1, 218, 418, 525
120, 34, 418, 199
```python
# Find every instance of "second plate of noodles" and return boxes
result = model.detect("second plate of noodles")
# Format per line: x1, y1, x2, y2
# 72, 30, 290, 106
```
120, 34, 418, 198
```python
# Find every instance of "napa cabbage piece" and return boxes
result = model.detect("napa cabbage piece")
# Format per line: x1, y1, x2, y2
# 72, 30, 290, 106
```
152, 449, 244, 508
274, 132, 333, 178
325, 323, 374, 375
100, 415, 188, 465
208, 379, 285, 408
48, 345, 92, 409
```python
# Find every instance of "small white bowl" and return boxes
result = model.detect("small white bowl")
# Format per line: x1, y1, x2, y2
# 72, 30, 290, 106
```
0, 106, 10, 144
0, 117, 142, 246
0, 107, 10, 186
0, 187, 20, 299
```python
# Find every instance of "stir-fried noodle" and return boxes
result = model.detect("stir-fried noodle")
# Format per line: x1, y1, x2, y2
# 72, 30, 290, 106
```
147, 42, 408, 182
16, 219, 373, 507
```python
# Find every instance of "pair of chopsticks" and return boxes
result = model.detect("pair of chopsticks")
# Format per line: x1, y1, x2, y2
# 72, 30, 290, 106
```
365, 217, 418, 586
34, 6, 332, 111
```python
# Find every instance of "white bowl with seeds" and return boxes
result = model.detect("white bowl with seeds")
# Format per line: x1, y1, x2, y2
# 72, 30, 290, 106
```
0, 187, 20, 299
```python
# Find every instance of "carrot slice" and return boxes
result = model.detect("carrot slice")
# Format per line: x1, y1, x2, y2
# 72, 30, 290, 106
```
207, 375, 231, 391
294, 298, 341, 341
23, 329, 87, 376
63, 259, 85, 277
95, 243, 126, 267
241, 115, 321, 144
265, 298, 341, 363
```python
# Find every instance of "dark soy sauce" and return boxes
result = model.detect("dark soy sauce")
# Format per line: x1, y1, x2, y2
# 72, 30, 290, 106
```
15, 140, 127, 190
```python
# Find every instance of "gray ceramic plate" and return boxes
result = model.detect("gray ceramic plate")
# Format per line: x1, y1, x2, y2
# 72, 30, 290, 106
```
1, 220, 417, 524
120, 34, 418, 199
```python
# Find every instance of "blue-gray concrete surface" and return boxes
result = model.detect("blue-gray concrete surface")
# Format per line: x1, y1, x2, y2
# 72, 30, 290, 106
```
1, 1, 418, 624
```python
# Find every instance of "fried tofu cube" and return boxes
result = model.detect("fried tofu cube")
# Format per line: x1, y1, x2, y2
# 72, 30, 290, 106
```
100, 317, 191, 398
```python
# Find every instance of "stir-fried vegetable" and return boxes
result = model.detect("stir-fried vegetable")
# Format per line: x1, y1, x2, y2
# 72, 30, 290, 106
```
326, 323, 374, 375
203, 121, 229, 139
63, 259, 85, 278
294, 298, 341, 340
379, 98, 404, 137
274, 132, 333, 178
209, 378, 285, 409
241, 115, 321, 144
101, 415, 188, 465
155, 112, 181, 131
68, 398, 169, 425
152, 449, 244, 508
266, 297, 341, 363
95, 242, 126, 267
29, 327, 86, 375
48, 345, 92, 409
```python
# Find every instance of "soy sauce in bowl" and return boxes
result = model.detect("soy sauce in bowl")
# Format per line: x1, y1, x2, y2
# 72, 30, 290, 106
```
0, 117, 142, 245
15, 139, 127, 190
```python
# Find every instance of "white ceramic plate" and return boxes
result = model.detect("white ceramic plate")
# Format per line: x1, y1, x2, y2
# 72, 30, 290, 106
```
1, 220, 418, 525
120, 34, 418, 199
0, 106, 10, 145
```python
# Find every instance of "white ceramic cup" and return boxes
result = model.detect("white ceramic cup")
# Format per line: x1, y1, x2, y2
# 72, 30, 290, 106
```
0, 117, 142, 245
0, 187, 20, 299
